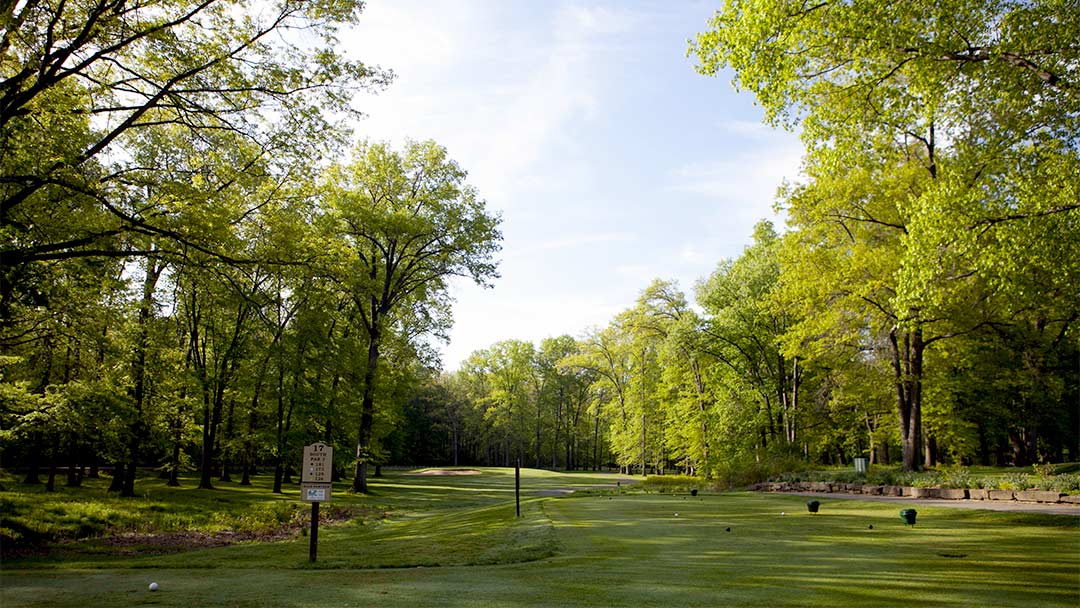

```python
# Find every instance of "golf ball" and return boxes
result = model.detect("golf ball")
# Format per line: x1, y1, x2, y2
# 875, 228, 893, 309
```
780, 512, 786, 516
149, 582, 159, 592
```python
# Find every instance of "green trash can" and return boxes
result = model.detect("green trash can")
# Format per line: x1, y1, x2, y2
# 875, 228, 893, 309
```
807, 500, 820, 513
900, 508, 917, 525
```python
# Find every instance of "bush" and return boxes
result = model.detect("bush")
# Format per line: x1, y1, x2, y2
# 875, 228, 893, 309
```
713, 454, 814, 489
998, 473, 1033, 491
641, 475, 700, 494
942, 466, 976, 489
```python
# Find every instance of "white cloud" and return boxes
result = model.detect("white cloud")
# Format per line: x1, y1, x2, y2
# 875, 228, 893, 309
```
442, 280, 627, 367
667, 138, 803, 212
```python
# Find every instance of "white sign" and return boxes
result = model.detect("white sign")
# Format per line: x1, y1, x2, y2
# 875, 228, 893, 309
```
303, 443, 333, 483
305, 487, 327, 501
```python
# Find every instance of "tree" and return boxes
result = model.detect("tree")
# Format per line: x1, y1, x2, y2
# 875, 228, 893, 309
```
1, 0, 390, 310
692, 0, 1080, 470
323, 140, 501, 493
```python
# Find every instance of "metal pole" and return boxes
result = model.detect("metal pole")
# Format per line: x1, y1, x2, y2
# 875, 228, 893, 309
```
515, 460, 521, 518
309, 501, 320, 562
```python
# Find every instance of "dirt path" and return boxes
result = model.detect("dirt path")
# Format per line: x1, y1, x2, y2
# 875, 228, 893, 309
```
776, 491, 1080, 515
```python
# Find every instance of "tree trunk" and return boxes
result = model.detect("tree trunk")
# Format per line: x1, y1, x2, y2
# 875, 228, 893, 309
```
534, 398, 542, 469
351, 309, 382, 494
890, 325, 925, 472
789, 356, 799, 443
124, 256, 163, 497
198, 387, 216, 490
65, 436, 81, 487
23, 432, 42, 484
219, 397, 236, 482
45, 435, 59, 492
107, 462, 124, 491
592, 410, 600, 471
167, 416, 182, 487
924, 433, 938, 468
690, 357, 711, 479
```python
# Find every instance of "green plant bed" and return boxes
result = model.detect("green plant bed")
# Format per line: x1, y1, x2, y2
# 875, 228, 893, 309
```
771, 465, 1080, 494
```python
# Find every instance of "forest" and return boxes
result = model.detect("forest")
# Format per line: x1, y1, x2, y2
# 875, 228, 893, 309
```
1, 0, 1078, 498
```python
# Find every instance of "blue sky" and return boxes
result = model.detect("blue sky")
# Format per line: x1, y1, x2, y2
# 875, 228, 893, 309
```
343, 1, 804, 369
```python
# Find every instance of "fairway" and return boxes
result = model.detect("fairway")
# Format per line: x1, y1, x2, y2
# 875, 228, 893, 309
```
2, 469, 1078, 607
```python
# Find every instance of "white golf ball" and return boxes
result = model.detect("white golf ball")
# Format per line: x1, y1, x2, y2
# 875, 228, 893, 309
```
149, 582, 159, 592
674, 513, 679, 517
780, 512, 786, 516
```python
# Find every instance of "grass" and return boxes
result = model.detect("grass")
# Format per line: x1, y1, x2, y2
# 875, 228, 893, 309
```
2, 468, 1078, 607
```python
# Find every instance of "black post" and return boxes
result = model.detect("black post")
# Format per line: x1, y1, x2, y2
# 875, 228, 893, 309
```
309, 501, 320, 562
515, 459, 521, 518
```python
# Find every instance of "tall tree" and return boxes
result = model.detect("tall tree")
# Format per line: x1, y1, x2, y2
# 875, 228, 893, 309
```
323, 140, 501, 493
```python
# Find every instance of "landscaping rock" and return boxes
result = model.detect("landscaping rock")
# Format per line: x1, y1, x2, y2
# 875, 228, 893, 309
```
938, 488, 968, 500
988, 490, 1015, 501
863, 485, 884, 496
883, 485, 903, 496
1014, 490, 1063, 503
912, 487, 939, 499
1059, 494, 1080, 505
901, 486, 916, 497
967, 489, 989, 500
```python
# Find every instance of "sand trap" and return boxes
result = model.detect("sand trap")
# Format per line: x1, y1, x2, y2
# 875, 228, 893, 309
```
407, 468, 482, 476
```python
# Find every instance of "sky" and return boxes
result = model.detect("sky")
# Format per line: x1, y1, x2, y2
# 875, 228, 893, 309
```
342, 1, 805, 370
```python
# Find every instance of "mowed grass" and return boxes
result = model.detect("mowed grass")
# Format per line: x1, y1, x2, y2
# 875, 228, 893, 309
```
2, 469, 1079, 607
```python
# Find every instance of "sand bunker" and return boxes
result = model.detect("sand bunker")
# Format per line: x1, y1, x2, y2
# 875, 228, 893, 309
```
407, 468, 482, 476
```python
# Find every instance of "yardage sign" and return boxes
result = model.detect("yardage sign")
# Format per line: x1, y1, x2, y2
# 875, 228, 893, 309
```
301, 443, 333, 502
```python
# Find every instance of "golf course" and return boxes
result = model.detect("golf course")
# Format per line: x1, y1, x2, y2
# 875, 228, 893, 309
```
2, 467, 1077, 607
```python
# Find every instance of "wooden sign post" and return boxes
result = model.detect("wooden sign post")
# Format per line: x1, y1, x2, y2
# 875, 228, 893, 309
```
301, 442, 333, 562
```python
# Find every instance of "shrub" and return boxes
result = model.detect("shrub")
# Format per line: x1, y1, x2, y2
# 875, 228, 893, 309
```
641, 475, 700, 494
713, 454, 815, 489
998, 472, 1033, 491
1040, 474, 1080, 494
911, 472, 944, 488
942, 466, 975, 489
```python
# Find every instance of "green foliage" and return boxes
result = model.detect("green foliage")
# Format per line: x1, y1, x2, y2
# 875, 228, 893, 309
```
998, 472, 1034, 491
639, 475, 701, 494
691, 0, 1080, 473
1041, 474, 1080, 494
941, 465, 976, 489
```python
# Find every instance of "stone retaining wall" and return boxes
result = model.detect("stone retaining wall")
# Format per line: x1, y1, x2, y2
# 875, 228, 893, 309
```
751, 481, 1077, 505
